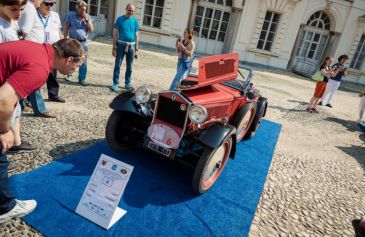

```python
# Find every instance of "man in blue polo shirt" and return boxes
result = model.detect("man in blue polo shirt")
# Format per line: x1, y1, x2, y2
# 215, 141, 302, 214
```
63, 0, 94, 86
111, 3, 139, 92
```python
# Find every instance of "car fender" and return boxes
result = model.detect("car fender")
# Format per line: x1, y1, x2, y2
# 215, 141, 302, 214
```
197, 123, 237, 158
109, 91, 150, 118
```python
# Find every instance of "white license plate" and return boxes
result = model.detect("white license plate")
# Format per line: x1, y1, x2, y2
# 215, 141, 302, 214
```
147, 141, 171, 157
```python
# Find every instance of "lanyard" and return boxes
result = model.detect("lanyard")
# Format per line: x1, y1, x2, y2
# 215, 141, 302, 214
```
37, 10, 49, 29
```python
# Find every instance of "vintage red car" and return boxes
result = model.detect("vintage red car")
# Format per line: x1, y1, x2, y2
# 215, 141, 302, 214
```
105, 53, 268, 194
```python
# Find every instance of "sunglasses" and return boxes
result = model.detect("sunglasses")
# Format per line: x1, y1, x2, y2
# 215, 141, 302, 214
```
44, 2, 55, 7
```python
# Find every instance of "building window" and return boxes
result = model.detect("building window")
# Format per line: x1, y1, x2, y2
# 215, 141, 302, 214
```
193, 5, 230, 42
68, 0, 108, 18
206, 0, 232, 6
100, 0, 108, 18
89, 0, 97, 16
257, 11, 280, 51
143, 0, 164, 29
350, 35, 365, 70
307, 11, 330, 30
68, 0, 78, 12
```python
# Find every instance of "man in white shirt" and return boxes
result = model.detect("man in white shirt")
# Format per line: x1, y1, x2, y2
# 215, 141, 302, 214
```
18, 0, 56, 118
18, 0, 44, 42
37, 0, 65, 103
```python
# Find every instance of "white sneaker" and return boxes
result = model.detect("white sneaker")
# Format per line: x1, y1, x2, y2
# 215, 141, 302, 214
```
65, 74, 73, 81
0, 199, 37, 224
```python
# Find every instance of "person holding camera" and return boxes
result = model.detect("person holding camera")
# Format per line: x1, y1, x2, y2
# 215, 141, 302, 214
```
169, 28, 195, 90
306, 56, 339, 113
319, 54, 349, 108
63, 0, 94, 86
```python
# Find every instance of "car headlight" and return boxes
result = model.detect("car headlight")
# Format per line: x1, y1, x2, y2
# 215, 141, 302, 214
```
135, 86, 152, 104
189, 105, 208, 124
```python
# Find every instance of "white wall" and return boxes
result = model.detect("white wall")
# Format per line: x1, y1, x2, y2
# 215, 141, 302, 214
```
114, 0, 191, 49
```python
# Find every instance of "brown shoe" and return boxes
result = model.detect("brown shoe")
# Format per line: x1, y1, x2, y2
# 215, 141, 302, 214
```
36, 111, 56, 118
48, 97, 66, 103
22, 105, 32, 114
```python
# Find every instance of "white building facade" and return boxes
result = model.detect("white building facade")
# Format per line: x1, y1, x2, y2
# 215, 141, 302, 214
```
57, 0, 365, 84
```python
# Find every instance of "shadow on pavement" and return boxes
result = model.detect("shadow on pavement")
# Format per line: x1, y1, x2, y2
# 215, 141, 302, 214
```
337, 143, 365, 171
49, 138, 103, 161
287, 99, 308, 106
326, 117, 365, 170
325, 117, 360, 133
58, 78, 111, 90
269, 104, 306, 113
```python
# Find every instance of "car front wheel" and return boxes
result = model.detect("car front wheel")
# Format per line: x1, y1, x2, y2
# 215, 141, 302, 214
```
105, 111, 148, 152
192, 137, 232, 194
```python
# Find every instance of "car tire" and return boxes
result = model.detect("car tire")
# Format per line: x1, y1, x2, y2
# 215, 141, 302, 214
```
192, 136, 232, 194
105, 111, 147, 152
245, 97, 268, 140
232, 102, 257, 142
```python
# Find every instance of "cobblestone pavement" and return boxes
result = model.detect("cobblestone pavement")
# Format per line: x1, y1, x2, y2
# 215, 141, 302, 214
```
1, 38, 364, 236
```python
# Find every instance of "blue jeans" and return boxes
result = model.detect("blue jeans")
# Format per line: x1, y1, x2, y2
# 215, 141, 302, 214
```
112, 43, 135, 88
0, 147, 16, 215
28, 89, 47, 115
169, 59, 190, 90
78, 41, 88, 82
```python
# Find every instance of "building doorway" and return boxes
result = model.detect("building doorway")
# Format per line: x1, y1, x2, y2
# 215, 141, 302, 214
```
291, 11, 331, 76
192, 0, 232, 55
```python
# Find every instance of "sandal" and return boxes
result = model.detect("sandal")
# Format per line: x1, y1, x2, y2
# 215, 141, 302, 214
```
311, 108, 319, 113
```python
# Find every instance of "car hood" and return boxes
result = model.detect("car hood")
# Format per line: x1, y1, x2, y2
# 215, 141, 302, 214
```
181, 84, 236, 106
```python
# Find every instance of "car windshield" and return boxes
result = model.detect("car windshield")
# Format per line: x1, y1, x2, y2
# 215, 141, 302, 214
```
188, 57, 199, 77
221, 67, 252, 92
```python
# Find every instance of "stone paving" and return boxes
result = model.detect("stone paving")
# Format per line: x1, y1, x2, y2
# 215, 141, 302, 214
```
1, 38, 364, 236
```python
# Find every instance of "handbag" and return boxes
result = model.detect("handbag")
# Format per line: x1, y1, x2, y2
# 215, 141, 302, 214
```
182, 59, 192, 69
311, 71, 324, 82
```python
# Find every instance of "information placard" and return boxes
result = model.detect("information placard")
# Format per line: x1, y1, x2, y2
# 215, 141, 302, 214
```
76, 154, 133, 229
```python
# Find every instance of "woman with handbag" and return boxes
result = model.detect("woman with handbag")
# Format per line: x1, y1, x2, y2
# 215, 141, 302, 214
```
169, 28, 195, 90
306, 56, 339, 113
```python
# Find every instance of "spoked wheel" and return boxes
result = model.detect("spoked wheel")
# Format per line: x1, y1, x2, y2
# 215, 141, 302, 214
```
105, 111, 149, 152
192, 137, 232, 194
245, 97, 267, 139
233, 103, 256, 142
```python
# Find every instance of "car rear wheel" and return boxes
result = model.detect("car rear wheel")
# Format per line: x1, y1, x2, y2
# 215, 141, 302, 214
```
233, 103, 256, 142
192, 137, 232, 194
105, 111, 148, 152
245, 97, 267, 139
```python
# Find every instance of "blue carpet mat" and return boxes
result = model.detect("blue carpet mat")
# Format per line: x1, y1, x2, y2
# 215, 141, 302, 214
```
10, 119, 281, 237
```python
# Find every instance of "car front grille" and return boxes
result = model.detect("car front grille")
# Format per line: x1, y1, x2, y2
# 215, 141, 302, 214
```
155, 95, 187, 129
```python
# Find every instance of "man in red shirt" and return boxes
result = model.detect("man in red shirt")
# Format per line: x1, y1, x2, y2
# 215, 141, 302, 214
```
0, 38, 84, 223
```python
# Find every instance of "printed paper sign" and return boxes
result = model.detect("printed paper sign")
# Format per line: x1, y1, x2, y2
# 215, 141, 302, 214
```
76, 154, 133, 229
